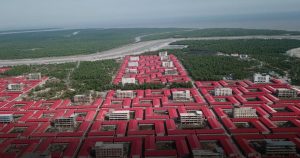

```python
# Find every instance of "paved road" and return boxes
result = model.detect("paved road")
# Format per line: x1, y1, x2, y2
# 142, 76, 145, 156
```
1, 35, 300, 67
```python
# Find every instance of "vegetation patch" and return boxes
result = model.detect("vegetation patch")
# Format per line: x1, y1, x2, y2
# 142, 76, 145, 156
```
171, 39, 300, 84
141, 28, 300, 41
0, 28, 183, 59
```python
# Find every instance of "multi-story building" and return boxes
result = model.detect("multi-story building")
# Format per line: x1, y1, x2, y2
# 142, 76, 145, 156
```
253, 73, 270, 83
27, 73, 42, 80
73, 94, 93, 104
0, 96, 8, 102
7, 83, 24, 91
233, 107, 257, 118
230, 53, 239, 57
164, 69, 178, 75
159, 51, 169, 61
263, 140, 296, 156
95, 142, 124, 158
180, 111, 205, 128
214, 87, 232, 96
116, 90, 135, 98
276, 88, 297, 98
159, 51, 168, 57
125, 68, 138, 74
121, 77, 136, 85
239, 54, 249, 60
173, 90, 191, 102
128, 62, 139, 67
107, 110, 130, 120
162, 61, 174, 68
160, 55, 170, 61
129, 56, 139, 61
0, 114, 13, 123
193, 148, 224, 158
53, 114, 77, 128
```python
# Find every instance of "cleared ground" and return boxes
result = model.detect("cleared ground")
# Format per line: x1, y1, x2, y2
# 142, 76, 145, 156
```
287, 47, 300, 58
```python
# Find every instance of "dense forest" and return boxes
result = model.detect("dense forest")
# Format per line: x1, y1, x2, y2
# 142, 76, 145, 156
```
3, 63, 76, 79
3, 63, 77, 100
141, 28, 300, 41
171, 39, 300, 85
0, 28, 183, 59
1, 28, 300, 59
180, 55, 260, 80
2, 60, 120, 99
71, 59, 120, 93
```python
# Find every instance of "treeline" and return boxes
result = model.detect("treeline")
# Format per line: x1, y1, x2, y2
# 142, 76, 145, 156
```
71, 59, 120, 93
0, 28, 183, 59
142, 28, 300, 41
290, 61, 300, 85
3, 63, 76, 79
172, 39, 300, 85
180, 55, 259, 80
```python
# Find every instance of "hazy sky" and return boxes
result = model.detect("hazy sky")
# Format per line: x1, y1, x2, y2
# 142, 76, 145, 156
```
1, 0, 300, 30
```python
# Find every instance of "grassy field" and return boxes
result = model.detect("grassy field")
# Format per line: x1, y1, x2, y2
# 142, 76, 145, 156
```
141, 28, 300, 41
0, 28, 183, 59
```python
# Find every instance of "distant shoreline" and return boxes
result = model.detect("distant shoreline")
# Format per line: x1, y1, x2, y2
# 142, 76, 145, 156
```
1, 35, 300, 67
0, 28, 67, 35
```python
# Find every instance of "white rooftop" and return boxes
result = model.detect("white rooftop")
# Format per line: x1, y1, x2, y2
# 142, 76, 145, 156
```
111, 110, 130, 114
96, 142, 124, 148
0, 114, 13, 116
180, 111, 202, 116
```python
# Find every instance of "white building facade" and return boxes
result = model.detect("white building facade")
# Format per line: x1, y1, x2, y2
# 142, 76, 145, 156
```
0, 114, 13, 123
116, 90, 135, 98
233, 107, 257, 118
125, 68, 138, 74
73, 94, 93, 104
27, 73, 42, 80
129, 56, 139, 61
276, 88, 297, 98
172, 90, 191, 102
128, 62, 139, 67
95, 142, 124, 158
214, 87, 232, 96
180, 111, 205, 128
253, 73, 270, 83
54, 114, 77, 128
121, 77, 136, 85
264, 140, 296, 156
164, 69, 178, 75
159, 51, 168, 57
162, 61, 174, 68
108, 110, 130, 120
7, 83, 24, 91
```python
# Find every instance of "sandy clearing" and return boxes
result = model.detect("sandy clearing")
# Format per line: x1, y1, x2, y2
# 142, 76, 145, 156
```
287, 47, 300, 58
